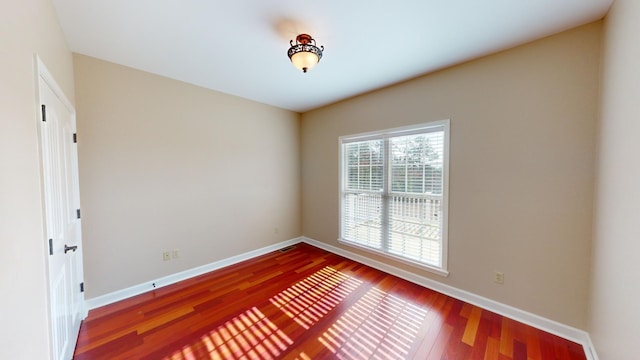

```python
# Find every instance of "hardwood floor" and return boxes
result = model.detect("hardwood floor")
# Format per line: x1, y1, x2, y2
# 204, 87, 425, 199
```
73, 243, 586, 359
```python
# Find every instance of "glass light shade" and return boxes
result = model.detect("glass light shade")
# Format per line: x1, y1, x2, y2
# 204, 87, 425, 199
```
291, 51, 319, 73
287, 34, 324, 73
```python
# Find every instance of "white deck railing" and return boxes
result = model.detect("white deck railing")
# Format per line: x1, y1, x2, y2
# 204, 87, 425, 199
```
343, 192, 442, 265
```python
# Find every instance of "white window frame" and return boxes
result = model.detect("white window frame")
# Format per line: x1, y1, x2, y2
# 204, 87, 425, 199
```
338, 120, 450, 277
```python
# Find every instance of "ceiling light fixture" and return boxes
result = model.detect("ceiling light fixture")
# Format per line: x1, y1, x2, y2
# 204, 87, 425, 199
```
287, 34, 324, 73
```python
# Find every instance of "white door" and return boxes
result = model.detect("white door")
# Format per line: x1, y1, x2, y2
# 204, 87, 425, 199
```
37, 58, 86, 360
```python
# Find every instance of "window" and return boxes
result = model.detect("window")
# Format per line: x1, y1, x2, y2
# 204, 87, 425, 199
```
339, 121, 449, 275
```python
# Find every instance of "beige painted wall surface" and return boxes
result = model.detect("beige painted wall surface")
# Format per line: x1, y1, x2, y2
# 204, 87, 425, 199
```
73, 54, 301, 298
589, 0, 640, 357
0, 0, 75, 359
301, 23, 601, 329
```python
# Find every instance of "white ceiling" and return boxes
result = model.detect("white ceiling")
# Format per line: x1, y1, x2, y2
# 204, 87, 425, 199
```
52, 0, 612, 113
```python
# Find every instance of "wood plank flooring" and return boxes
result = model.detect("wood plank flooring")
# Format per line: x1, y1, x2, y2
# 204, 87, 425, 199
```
73, 243, 586, 359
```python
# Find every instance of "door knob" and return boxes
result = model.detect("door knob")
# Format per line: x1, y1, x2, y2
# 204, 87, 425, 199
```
64, 244, 78, 254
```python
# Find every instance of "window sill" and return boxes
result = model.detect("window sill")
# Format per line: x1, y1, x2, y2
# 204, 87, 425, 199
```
337, 238, 449, 278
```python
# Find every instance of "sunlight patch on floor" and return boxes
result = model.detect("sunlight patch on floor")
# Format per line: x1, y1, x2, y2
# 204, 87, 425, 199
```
319, 287, 428, 359
163, 307, 293, 360
269, 266, 363, 329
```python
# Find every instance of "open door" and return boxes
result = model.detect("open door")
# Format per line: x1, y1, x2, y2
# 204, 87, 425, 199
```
36, 57, 86, 360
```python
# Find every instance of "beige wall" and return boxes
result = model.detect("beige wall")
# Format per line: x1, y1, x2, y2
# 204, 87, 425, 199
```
589, 0, 640, 357
0, 0, 75, 359
301, 22, 601, 329
73, 54, 301, 298
0, 1, 622, 355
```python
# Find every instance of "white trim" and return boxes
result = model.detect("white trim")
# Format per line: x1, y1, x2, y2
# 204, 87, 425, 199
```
85, 237, 301, 310
301, 236, 599, 360
440, 119, 450, 271
338, 119, 450, 273
83, 235, 598, 359
584, 336, 600, 360
337, 238, 449, 277
338, 120, 450, 143
36, 57, 75, 112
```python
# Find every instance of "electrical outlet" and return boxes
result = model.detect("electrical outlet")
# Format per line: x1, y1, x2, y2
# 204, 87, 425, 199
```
163, 251, 171, 261
172, 249, 179, 259
494, 271, 504, 285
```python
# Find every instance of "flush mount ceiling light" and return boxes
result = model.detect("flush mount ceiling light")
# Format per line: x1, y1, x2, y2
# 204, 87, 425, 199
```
287, 34, 324, 73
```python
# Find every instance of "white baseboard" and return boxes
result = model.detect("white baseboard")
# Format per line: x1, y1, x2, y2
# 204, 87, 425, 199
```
300, 237, 599, 360
85, 237, 302, 310
583, 336, 600, 360
84, 235, 598, 360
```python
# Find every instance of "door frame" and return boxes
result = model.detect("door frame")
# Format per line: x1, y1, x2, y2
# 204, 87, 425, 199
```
34, 55, 87, 359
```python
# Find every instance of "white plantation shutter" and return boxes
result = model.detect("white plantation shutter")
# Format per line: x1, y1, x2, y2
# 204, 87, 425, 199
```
342, 140, 384, 249
340, 121, 449, 273
388, 130, 444, 266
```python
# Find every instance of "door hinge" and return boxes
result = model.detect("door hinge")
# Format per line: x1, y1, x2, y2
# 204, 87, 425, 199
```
48, 238, 53, 255
80, 282, 84, 293
73, 133, 77, 143
41, 104, 46, 122
76, 209, 81, 219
